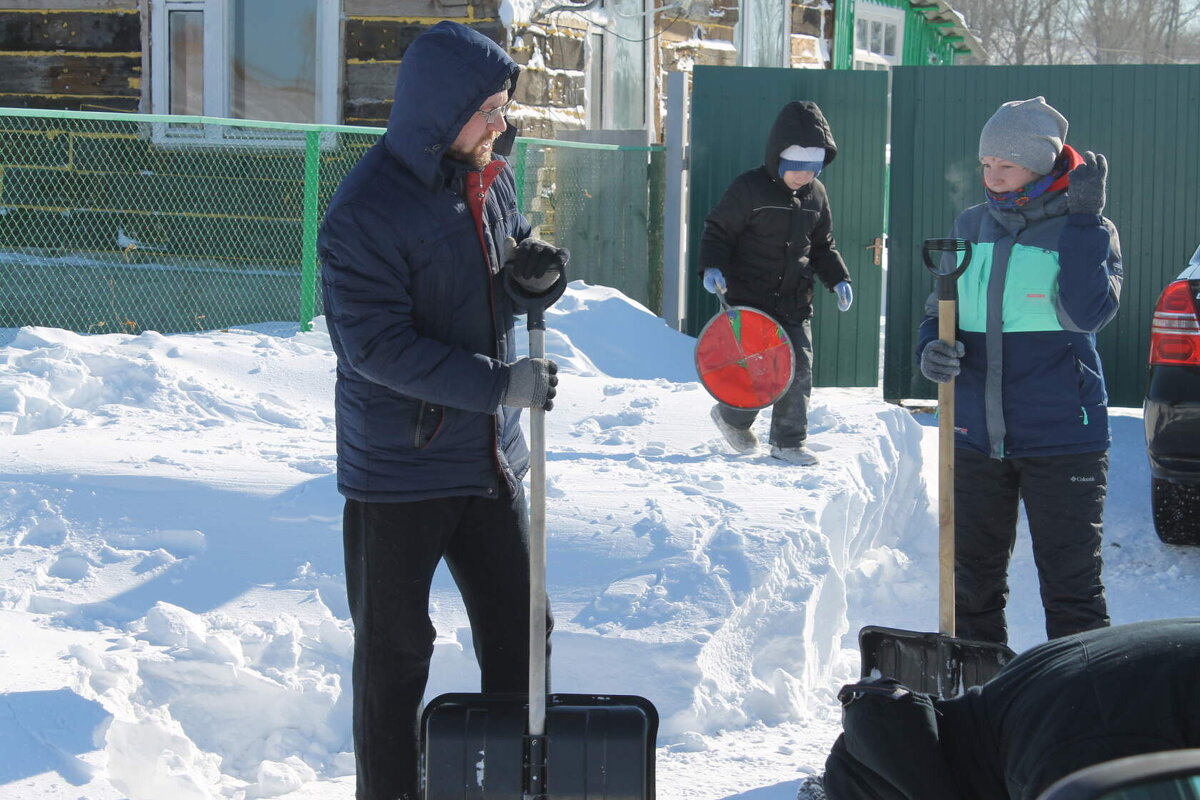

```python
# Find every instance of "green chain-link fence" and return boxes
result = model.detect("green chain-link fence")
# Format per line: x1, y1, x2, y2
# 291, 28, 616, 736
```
0, 109, 664, 336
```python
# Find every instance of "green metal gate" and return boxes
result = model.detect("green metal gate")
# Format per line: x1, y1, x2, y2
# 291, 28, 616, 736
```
884, 64, 1200, 408
687, 65, 889, 388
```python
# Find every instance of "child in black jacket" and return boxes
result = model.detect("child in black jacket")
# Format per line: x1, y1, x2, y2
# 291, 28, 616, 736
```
698, 101, 852, 466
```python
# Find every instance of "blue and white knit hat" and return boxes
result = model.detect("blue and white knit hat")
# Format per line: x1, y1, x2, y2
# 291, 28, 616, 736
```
779, 144, 826, 177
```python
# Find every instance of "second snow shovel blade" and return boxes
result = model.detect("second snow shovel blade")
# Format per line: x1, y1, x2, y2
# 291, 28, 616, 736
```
858, 625, 1014, 696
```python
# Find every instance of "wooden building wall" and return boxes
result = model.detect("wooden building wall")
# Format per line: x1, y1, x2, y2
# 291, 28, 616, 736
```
0, 0, 143, 113
0, 0, 852, 140
342, 0, 505, 126
342, 0, 586, 139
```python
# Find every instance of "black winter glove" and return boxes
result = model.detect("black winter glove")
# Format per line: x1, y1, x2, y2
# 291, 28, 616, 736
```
919, 339, 965, 384
1067, 150, 1107, 216
506, 237, 569, 295
501, 357, 558, 411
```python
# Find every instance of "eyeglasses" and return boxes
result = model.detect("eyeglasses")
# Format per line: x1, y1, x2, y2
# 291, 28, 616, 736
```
477, 99, 512, 125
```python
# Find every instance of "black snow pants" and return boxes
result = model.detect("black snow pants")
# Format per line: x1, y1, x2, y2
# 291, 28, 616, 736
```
718, 317, 813, 448
954, 447, 1111, 646
343, 484, 552, 800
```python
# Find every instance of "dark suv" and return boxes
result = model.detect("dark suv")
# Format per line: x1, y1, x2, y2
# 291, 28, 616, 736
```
1144, 243, 1200, 545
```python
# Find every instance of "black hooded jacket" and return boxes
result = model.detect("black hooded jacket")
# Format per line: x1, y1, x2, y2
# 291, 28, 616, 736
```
697, 101, 850, 322
824, 619, 1200, 800
318, 21, 533, 503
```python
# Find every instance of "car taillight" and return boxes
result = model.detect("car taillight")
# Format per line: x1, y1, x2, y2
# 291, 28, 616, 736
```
1150, 280, 1200, 366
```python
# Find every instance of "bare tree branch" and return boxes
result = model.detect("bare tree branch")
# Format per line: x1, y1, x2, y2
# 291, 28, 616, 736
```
953, 0, 1200, 64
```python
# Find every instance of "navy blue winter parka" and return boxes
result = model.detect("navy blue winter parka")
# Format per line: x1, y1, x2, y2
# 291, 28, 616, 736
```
915, 151, 1122, 460
318, 21, 532, 502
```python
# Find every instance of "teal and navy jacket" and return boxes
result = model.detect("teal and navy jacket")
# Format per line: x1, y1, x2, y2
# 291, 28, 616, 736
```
917, 151, 1123, 459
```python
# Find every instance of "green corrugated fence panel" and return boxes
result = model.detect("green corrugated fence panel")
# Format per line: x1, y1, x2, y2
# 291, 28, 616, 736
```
884, 64, 1200, 408
686, 65, 888, 388
0, 108, 664, 334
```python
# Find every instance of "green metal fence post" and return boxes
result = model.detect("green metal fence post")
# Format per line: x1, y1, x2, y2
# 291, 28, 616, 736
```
299, 130, 321, 332
514, 139, 529, 211
647, 148, 665, 315
833, 0, 857, 70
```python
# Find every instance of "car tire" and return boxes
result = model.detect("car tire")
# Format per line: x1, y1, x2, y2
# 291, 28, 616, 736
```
1151, 477, 1200, 546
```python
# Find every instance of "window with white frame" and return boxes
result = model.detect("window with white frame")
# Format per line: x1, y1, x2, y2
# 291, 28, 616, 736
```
605, 0, 648, 130
151, 0, 339, 127
854, 2, 904, 71
738, 0, 788, 68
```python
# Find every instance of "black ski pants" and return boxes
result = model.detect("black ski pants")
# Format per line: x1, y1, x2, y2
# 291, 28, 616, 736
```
953, 448, 1110, 646
343, 485, 552, 800
718, 317, 813, 448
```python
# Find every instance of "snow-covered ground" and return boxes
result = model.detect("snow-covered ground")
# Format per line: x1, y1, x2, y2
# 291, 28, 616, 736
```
1, 282, 1198, 800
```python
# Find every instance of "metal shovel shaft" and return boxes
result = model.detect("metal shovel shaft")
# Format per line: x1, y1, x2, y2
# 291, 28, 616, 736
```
528, 325, 547, 737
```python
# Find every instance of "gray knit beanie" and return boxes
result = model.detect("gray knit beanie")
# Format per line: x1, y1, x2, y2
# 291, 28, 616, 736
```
978, 96, 1068, 176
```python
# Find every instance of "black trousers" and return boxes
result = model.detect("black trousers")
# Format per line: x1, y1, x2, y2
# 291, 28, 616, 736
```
343, 485, 552, 800
954, 448, 1111, 645
719, 317, 813, 448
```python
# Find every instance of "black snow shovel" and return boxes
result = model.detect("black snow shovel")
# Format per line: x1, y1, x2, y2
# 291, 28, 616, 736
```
420, 259, 659, 799
857, 239, 1016, 698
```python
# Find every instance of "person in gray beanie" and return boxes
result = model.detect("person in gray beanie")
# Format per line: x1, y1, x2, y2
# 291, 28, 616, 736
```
913, 96, 1123, 646
977, 95, 1068, 176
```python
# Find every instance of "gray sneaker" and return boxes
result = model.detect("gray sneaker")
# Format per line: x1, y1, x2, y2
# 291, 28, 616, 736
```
770, 444, 819, 466
797, 775, 826, 800
710, 404, 759, 454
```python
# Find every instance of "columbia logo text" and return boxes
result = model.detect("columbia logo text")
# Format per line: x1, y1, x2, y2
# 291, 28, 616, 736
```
1070, 475, 1097, 483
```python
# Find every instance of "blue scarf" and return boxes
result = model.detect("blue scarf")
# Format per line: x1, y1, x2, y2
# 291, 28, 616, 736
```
984, 153, 1071, 210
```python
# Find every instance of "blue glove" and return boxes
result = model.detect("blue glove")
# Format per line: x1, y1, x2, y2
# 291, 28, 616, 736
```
703, 268, 727, 295
835, 281, 853, 312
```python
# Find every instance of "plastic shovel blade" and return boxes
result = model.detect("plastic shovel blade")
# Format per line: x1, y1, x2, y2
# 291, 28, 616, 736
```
858, 625, 1016, 698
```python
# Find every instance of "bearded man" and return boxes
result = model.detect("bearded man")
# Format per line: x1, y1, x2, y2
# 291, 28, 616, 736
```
317, 20, 569, 800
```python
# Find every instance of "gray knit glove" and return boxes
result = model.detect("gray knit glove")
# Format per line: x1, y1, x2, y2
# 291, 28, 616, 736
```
919, 340, 965, 384
1067, 151, 1107, 216
501, 357, 558, 410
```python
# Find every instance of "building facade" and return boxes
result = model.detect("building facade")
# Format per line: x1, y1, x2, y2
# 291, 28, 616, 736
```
0, 0, 981, 139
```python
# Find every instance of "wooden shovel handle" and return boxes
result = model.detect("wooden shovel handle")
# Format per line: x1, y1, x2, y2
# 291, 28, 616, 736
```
938, 301, 956, 638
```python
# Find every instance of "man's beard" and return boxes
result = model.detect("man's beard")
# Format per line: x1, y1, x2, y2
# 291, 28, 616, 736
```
449, 132, 498, 170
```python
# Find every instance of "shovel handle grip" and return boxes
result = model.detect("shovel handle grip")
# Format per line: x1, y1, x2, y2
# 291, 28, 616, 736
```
922, 239, 973, 302
502, 249, 568, 333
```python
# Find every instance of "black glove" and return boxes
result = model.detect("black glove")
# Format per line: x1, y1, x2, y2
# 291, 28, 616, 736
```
1068, 150, 1107, 216
501, 357, 558, 411
506, 237, 569, 295
919, 339, 965, 384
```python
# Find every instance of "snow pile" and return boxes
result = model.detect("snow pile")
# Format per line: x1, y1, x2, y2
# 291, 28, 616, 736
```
69, 603, 351, 799
11, 280, 1197, 799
